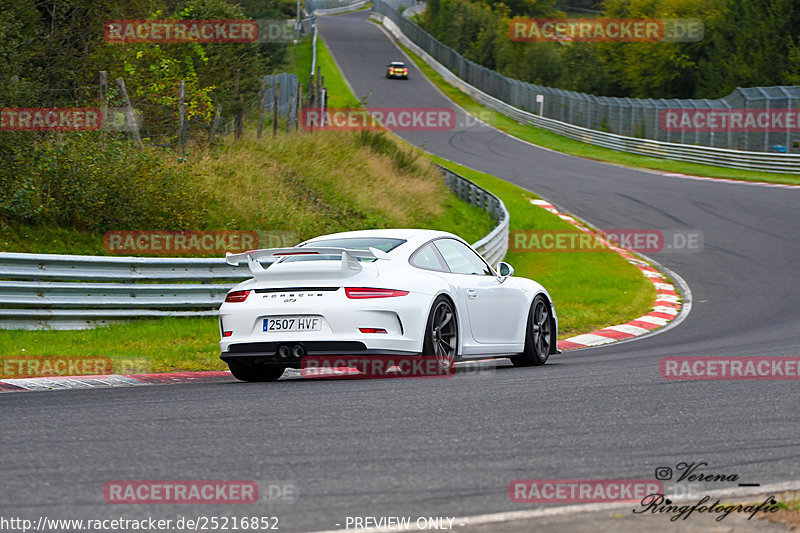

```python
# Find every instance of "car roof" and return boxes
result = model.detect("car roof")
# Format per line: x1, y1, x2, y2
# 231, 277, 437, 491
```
302, 229, 462, 255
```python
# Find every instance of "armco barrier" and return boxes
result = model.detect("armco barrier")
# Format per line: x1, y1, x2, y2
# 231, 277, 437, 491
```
438, 164, 509, 267
306, 0, 369, 15
373, 1, 800, 173
0, 167, 508, 330
0, 255, 251, 330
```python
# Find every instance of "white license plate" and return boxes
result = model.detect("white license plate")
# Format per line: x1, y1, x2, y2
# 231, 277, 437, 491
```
263, 316, 321, 332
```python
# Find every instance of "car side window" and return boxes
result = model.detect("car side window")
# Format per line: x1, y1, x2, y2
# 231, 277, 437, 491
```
410, 243, 449, 272
433, 239, 493, 275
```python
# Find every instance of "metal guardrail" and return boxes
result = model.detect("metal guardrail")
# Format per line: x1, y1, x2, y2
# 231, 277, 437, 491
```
438, 165, 509, 267
0, 254, 251, 329
0, 169, 508, 330
307, 0, 369, 15
310, 23, 318, 76
374, 2, 800, 173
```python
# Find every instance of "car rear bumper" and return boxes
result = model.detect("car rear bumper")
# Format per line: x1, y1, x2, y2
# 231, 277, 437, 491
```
221, 341, 419, 366
219, 290, 431, 356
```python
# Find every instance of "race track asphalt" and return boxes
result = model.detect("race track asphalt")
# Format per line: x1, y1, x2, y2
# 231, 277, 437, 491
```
1, 11, 798, 532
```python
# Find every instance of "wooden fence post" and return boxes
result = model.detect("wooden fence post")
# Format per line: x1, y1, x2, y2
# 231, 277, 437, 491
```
257, 78, 266, 139
115, 77, 142, 149
272, 79, 280, 138
209, 104, 222, 143
296, 85, 303, 133
315, 66, 322, 110
287, 87, 294, 135
99, 71, 107, 145
233, 69, 243, 140
178, 79, 186, 153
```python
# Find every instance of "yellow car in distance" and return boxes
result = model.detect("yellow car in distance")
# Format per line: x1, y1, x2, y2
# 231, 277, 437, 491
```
386, 61, 409, 79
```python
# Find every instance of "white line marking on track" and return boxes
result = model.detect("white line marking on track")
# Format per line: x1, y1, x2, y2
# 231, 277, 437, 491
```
309, 480, 800, 532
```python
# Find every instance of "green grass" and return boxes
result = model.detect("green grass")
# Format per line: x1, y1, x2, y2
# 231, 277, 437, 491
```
0, 318, 223, 375
396, 42, 800, 186
316, 37, 361, 108
428, 155, 655, 338
288, 34, 313, 82
774, 499, 800, 511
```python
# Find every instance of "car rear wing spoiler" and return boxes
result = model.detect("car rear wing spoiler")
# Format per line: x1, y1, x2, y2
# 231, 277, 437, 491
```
225, 247, 391, 277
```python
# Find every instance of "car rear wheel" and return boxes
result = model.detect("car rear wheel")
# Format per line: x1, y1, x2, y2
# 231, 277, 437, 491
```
510, 295, 553, 367
227, 360, 285, 382
423, 296, 458, 370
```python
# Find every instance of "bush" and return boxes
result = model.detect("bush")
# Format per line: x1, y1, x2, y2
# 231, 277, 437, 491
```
0, 135, 207, 231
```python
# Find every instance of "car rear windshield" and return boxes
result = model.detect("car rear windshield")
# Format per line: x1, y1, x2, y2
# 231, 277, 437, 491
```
281, 237, 406, 262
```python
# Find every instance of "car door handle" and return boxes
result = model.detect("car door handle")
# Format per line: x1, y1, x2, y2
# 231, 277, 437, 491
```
466, 289, 478, 299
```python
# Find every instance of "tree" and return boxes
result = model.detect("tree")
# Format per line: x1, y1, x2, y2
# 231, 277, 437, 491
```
698, 0, 800, 97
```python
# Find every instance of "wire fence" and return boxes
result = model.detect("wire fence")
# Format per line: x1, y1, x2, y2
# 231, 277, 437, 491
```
262, 73, 300, 120
0, 17, 317, 149
374, 0, 800, 154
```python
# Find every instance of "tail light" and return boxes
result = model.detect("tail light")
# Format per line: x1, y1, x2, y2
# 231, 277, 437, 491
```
345, 287, 409, 299
225, 290, 251, 303
359, 328, 388, 334
403, 68, 408, 74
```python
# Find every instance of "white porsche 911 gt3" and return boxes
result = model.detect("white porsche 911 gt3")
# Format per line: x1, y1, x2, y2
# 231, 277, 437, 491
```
219, 229, 558, 381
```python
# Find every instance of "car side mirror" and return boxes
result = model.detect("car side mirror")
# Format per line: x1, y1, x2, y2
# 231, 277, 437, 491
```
497, 261, 514, 282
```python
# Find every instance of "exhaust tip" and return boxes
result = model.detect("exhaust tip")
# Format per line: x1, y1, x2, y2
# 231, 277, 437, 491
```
277, 345, 291, 358
292, 344, 306, 358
